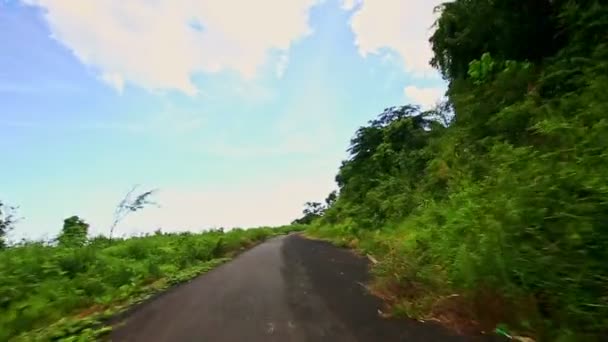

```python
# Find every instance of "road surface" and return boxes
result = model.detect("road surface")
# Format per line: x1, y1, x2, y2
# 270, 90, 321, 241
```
111, 234, 484, 341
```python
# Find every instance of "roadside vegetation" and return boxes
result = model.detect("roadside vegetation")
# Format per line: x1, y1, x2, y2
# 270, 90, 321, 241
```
303, 1, 608, 340
0, 198, 303, 340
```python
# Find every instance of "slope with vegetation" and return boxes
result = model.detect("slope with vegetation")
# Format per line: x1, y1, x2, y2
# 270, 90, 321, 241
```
306, 1, 608, 340
0, 199, 303, 340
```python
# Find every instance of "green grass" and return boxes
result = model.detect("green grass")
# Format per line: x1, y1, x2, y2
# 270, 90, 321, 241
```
0, 225, 304, 341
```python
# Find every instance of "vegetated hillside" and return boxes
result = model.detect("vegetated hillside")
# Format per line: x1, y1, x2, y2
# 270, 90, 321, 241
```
0, 217, 302, 341
307, 1, 608, 340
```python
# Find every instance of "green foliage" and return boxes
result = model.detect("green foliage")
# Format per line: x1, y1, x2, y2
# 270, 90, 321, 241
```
430, 0, 564, 80
326, 105, 445, 230
310, 1, 608, 340
467, 53, 496, 84
292, 202, 325, 224
292, 191, 339, 225
57, 216, 89, 248
0, 224, 303, 340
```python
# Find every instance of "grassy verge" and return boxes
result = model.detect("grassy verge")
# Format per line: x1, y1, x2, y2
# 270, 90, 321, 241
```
1, 225, 304, 341
305, 224, 534, 340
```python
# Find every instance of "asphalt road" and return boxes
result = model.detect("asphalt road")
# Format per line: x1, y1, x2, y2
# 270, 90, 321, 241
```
111, 234, 481, 342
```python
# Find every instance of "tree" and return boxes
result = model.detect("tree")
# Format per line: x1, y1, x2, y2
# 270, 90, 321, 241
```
292, 201, 326, 225
315, 1, 608, 338
303, 202, 324, 217
57, 216, 89, 248
430, 0, 562, 80
109, 186, 158, 239
0, 201, 18, 249
324, 191, 337, 208
332, 105, 445, 228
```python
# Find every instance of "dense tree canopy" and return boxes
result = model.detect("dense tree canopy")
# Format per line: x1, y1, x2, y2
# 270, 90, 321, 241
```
430, 0, 565, 80
310, 1, 608, 339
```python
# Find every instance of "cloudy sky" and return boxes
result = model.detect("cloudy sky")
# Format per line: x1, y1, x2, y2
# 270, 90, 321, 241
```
1, 0, 445, 239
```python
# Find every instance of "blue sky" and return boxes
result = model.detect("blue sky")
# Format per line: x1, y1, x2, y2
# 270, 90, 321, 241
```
1, 0, 445, 240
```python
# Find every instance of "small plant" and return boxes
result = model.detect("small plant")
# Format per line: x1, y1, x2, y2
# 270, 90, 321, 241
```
109, 186, 158, 239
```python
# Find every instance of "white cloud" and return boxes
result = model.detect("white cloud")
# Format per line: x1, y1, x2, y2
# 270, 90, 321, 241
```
101, 72, 125, 93
346, 0, 443, 76
275, 53, 289, 78
23, 0, 319, 94
404, 85, 445, 110
341, 0, 361, 10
